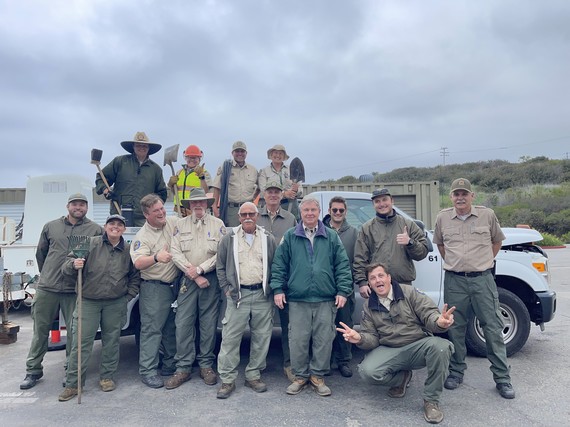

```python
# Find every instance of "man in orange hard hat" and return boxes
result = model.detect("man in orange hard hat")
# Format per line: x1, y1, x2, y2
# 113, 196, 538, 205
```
168, 144, 212, 217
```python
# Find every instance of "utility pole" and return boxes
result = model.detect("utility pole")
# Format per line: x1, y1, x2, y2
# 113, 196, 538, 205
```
440, 147, 449, 166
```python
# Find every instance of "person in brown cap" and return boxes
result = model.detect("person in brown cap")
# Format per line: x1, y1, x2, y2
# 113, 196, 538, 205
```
167, 144, 212, 217
353, 188, 429, 298
19, 193, 103, 391
211, 141, 259, 227
433, 178, 515, 400
59, 214, 140, 401
95, 131, 167, 227
258, 144, 302, 218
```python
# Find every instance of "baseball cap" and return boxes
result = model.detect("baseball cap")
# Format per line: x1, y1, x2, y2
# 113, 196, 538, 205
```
450, 178, 472, 193
265, 182, 284, 191
105, 214, 127, 226
232, 141, 247, 151
371, 188, 391, 200
68, 193, 88, 203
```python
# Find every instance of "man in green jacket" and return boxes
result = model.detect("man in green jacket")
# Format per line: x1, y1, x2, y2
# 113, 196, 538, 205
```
95, 131, 167, 227
271, 196, 352, 397
337, 263, 455, 424
59, 214, 140, 401
20, 193, 103, 390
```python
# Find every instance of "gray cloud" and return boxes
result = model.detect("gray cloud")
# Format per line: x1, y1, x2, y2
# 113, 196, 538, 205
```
1, 0, 569, 188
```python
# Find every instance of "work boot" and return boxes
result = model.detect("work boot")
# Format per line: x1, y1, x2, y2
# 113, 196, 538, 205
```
496, 383, 516, 399
283, 365, 296, 382
388, 370, 413, 398
309, 375, 331, 397
165, 372, 191, 390
286, 378, 308, 395
200, 367, 218, 385
216, 382, 235, 399
141, 374, 164, 389
58, 387, 78, 402
99, 379, 116, 392
245, 378, 267, 393
443, 375, 463, 390
20, 373, 43, 390
338, 364, 353, 378
424, 400, 444, 424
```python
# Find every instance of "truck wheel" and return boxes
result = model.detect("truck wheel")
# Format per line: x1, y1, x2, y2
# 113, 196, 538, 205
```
465, 288, 531, 357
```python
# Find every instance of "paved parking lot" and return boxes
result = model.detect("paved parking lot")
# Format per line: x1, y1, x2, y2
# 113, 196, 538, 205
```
1, 248, 569, 426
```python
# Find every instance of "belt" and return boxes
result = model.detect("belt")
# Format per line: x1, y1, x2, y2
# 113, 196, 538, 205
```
143, 279, 174, 286
448, 269, 491, 277
241, 283, 263, 290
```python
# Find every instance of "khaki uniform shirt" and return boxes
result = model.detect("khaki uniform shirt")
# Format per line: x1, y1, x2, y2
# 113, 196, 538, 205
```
433, 206, 506, 272
130, 216, 180, 282
212, 160, 258, 203
237, 228, 263, 285
171, 214, 226, 274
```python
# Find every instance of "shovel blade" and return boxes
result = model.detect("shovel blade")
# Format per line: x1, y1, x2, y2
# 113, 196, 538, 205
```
163, 144, 180, 166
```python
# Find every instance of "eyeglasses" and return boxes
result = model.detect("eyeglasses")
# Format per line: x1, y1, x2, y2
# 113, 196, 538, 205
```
331, 208, 345, 214
239, 212, 257, 218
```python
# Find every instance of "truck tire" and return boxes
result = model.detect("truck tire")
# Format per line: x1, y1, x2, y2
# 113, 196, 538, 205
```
465, 287, 531, 357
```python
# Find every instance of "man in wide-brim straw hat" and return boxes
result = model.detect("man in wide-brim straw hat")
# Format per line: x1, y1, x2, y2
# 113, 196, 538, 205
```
168, 187, 226, 390
95, 131, 167, 227
257, 144, 302, 219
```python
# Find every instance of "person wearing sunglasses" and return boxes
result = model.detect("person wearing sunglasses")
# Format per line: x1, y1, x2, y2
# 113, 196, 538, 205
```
322, 196, 358, 378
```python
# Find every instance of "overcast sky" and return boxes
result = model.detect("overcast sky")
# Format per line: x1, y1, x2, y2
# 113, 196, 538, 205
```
1, 0, 569, 189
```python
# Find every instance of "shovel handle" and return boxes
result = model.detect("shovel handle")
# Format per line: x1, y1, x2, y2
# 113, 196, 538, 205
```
95, 164, 122, 215
77, 267, 83, 404
167, 163, 181, 218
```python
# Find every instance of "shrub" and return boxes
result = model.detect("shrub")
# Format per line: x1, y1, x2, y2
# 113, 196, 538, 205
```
535, 232, 565, 247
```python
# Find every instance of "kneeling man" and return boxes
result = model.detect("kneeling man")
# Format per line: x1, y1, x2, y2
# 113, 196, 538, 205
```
337, 263, 455, 424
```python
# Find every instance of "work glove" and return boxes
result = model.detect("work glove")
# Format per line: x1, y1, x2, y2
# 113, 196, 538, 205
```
104, 190, 115, 200
168, 175, 178, 187
193, 163, 206, 178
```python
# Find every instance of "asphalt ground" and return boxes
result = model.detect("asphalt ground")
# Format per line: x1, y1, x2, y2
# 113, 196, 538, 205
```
1, 248, 569, 426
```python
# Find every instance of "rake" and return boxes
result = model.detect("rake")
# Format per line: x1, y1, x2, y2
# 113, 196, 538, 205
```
68, 235, 91, 404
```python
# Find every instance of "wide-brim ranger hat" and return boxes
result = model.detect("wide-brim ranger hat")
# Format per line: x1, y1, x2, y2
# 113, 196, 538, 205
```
181, 188, 215, 209
120, 131, 162, 156
267, 144, 289, 161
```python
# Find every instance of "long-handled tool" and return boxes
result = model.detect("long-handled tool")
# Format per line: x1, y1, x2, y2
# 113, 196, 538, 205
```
91, 149, 122, 215
163, 144, 181, 217
68, 235, 91, 404
288, 157, 305, 214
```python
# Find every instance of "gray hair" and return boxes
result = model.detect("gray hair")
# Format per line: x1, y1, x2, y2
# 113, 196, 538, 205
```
238, 202, 259, 214
300, 195, 320, 209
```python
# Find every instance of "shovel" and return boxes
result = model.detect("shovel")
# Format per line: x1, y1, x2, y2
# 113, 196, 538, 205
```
91, 149, 122, 215
288, 157, 305, 213
68, 235, 91, 404
163, 144, 181, 217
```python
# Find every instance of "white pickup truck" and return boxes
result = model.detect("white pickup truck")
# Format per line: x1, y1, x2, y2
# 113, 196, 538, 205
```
310, 191, 557, 357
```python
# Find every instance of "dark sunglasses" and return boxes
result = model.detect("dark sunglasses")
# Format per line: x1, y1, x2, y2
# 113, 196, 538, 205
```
331, 208, 345, 214
239, 212, 257, 218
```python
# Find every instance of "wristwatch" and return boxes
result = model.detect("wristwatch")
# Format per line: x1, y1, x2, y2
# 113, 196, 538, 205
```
407, 239, 415, 247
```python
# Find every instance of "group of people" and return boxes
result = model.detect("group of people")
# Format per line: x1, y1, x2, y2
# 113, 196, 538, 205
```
18, 131, 515, 424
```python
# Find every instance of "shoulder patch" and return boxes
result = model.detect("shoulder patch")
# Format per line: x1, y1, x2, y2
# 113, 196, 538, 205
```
220, 226, 227, 236
173, 226, 179, 236
133, 240, 141, 251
